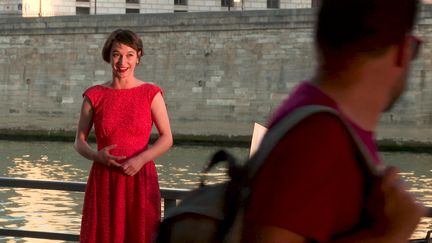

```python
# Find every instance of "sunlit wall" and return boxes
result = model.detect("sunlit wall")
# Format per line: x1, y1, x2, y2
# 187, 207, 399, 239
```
2, 0, 432, 18
22, 0, 54, 17
7, 0, 432, 18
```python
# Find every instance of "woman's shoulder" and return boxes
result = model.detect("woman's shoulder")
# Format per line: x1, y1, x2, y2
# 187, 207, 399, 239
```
82, 83, 107, 98
140, 81, 161, 90
137, 81, 164, 103
138, 81, 162, 95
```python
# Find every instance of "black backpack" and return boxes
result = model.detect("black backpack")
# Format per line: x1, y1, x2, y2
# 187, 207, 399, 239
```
156, 105, 381, 243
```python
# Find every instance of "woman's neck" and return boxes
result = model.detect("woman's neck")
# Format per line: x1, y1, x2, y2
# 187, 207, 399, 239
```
110, 76, 140, 89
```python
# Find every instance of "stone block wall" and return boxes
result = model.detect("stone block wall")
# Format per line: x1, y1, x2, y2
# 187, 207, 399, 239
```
0, 8, 432, 142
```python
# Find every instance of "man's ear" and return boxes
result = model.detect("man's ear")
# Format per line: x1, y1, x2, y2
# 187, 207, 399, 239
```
395, 36, 411, 68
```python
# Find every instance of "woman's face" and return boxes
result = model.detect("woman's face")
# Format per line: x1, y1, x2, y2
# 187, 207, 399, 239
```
110, 42, 140, 79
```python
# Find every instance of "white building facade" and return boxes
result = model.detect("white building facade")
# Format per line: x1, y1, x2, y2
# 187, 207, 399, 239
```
0, 0, 318, 17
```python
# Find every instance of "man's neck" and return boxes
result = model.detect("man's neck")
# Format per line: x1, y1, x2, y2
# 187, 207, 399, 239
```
311, 66, 388, 131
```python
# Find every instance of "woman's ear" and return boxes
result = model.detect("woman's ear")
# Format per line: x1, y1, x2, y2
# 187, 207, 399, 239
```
137, 50, 143, 64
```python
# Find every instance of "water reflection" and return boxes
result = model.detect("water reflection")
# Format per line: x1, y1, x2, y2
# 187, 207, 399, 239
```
0, 141, 431, 242
156, 145, 245, 189
381, 152, 432, 240
0, 141, 87, 243
0, 141, 245, 243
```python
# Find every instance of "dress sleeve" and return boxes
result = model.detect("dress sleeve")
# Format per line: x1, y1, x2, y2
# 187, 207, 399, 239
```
82, 85, 99, 107
147, 84, 163, 104
244, 113, 366, 242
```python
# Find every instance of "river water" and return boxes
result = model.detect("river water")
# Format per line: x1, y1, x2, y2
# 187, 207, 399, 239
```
0, 140, 431, 242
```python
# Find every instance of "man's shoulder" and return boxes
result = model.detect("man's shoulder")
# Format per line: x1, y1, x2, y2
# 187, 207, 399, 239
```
268, 111, 357, 167
282, 111, 352, 142
246, 110, 365, 242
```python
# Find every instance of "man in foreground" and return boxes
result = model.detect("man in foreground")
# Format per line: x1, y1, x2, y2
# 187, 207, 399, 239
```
242, 0, 426, 242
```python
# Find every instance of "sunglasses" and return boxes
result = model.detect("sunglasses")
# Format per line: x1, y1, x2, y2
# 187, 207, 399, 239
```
410, 35, 422, 60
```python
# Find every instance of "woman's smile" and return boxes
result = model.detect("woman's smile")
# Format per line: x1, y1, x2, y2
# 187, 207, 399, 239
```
116, 66, 129, 73
110, 42, 139, 79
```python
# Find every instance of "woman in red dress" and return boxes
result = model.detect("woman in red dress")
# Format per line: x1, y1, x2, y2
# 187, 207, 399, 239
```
74, 29, 173, 243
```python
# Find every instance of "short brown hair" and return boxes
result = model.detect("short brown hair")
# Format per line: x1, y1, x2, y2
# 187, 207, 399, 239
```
315, 0, 418, 60
102, 29, 144, 63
